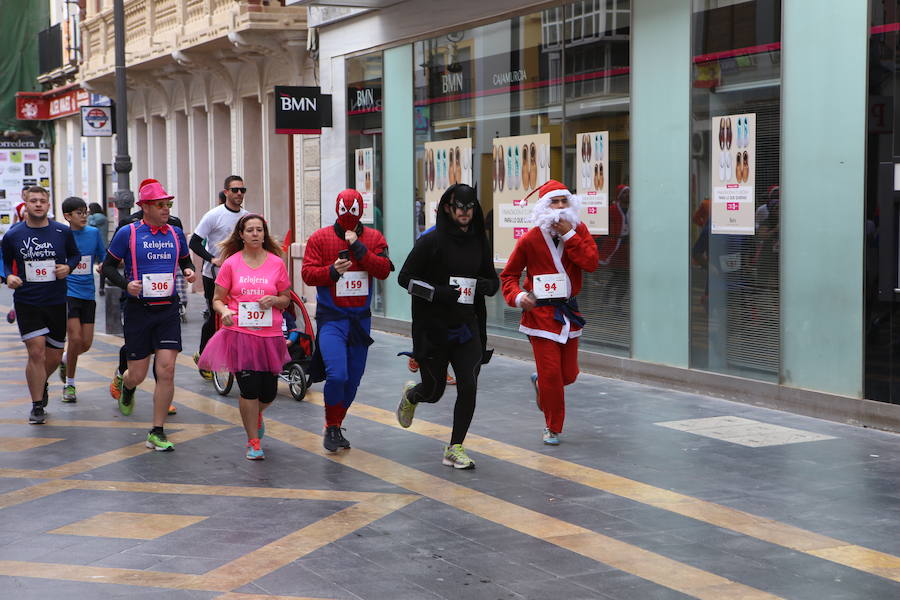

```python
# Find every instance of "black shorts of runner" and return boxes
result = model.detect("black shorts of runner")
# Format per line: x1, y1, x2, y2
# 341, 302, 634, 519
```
236, 370, 278, 403
123, 299, 182, 360
15, 302, 67, 348
66, 297, 97, 324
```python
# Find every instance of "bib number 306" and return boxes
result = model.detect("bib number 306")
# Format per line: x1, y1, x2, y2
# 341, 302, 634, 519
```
142, 273, 174, 298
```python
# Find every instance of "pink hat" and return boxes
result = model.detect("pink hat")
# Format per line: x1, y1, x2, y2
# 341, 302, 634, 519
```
138, 179, 174, 204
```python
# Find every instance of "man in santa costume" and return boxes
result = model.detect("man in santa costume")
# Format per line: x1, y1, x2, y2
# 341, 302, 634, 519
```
301, 189, 392, 452
500, 180, 599, 445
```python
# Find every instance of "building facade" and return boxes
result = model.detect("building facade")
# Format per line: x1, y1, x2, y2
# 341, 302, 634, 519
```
311, 0, 900, 429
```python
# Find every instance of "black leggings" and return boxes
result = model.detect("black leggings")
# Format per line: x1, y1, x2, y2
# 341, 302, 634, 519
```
199, 275, 216, 353
236, 370, 278, 403
408, 335, 482, 445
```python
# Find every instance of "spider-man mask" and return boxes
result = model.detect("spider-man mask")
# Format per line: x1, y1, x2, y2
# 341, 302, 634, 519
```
336, 189, 363, 231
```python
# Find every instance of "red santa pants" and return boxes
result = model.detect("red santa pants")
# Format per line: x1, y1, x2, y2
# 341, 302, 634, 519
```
529, 335, 580, 433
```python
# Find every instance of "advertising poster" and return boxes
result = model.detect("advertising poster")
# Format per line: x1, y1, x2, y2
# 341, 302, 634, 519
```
423, 138, 472, 229
575, 131, 609, 235
0, 142, 52, 237
492, 133, 551, 264
711, 113, 755, 235
354, 148, 375, 224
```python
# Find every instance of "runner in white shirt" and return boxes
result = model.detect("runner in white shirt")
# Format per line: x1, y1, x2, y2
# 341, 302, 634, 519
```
189, 175, 248, 378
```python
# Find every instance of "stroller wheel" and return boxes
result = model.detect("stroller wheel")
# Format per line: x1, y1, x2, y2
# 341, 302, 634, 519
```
213, 369, 234, 396
287, 363, 308, 401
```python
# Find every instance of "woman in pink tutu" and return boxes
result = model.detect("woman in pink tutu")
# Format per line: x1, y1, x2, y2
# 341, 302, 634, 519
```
199, 214, 291, 460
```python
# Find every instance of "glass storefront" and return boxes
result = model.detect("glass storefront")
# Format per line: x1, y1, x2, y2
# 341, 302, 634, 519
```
689, 0, 781, 381
346, 52, 385, 314
865, 1, 900, 404
411, 0, 632, 355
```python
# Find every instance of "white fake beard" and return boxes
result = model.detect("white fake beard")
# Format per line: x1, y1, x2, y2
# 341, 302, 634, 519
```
531, 204, 581, 234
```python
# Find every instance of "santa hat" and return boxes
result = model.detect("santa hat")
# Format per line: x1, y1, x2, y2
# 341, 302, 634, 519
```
526, 179, 580, 214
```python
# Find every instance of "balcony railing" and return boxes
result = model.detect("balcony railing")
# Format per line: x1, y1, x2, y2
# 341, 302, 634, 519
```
80, 0, 304, 82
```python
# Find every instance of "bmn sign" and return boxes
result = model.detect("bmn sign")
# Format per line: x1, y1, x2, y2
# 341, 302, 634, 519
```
274, 86, 333, 134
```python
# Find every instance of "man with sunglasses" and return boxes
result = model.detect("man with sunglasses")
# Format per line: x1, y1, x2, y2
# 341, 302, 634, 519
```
102, 179, 196, 452
396, 184, 498, 469
189, 175, 248, 379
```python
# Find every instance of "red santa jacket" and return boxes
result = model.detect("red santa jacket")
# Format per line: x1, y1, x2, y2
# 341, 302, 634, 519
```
597, 200, 628, 269
500, 222, 599, 342
301, 224, 391, 309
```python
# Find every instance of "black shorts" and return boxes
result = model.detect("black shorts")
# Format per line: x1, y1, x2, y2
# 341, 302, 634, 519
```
15, 302, 67, 348
123, 300, 182, 360
66, 297, 97, 324
236, 370, 278, 403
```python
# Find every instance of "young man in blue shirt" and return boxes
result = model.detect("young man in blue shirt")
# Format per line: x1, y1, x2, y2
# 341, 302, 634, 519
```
102, 179, 196, 451
57, 197, 106, 402
1, 187, 80, 424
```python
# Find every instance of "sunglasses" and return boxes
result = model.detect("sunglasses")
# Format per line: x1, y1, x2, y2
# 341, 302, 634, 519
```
229, 187, 247, 194
150, 201, 174, 208
450, 201, 476, 211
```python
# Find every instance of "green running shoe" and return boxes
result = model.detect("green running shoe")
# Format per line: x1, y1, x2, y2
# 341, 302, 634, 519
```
118, 383, 135, 416
62, 385, 77, 403
110, 370, 123, 400
396, 381, 417, 428
146, 430, 174, 452
194, 352, 213, 381
442, 444, 475, 469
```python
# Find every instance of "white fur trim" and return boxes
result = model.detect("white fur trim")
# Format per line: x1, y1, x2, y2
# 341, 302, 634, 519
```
541, 230, 573, 296
519, 323, 581, 342
514, 291, 528, 308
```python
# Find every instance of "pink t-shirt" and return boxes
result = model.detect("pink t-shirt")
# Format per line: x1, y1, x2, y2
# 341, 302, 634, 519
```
216, 251, 291, 337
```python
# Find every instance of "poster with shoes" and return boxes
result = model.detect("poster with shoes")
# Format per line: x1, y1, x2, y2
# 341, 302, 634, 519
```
575, 131, 609, 235
354, 148, 375, 224
711, 113, 755, 235
492, 133, 552, 264
423, 138, 472, 229
0, 142, 52, 238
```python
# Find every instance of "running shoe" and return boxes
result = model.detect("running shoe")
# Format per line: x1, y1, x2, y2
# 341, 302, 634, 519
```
118, 384, 135, 416
110, 369, 123, 400
40, 382, 49, 408
323, 426, 350, 452
407, 357, 419, 372
58, 360, 66, 384
62, 385, 77, 403
530, 373, 541, 411
446, 374, 456, 386
146, 430, 174, 452
28, 405, 46, 424
6, 310, 15, 324
442, 444, 475, 469
246, 438, 265, 460
168, 404, 177, 415
257, 413, 265, 439
193, 352, 213, 381
396, 381, 417, 428
542, 427, 560, 446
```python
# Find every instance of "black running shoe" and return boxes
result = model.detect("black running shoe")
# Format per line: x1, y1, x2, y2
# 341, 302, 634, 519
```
323, 426, 350, 452
29, 405, 46, 424
40, 382, 49, 408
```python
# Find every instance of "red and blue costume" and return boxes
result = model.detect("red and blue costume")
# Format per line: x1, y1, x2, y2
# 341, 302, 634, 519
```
301, 190, 392, 431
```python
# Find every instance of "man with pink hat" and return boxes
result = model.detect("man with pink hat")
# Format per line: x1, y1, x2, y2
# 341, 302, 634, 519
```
500, 179, 599, 445
102, 179, 196, 451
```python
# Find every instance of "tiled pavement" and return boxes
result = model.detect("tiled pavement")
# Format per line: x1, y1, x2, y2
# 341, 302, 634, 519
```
0, 286, 899, 599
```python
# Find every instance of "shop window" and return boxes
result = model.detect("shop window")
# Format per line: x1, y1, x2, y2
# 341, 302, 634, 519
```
689, 0, 782, 381
412, 0, 631, 356
864, 1, 900, 404
346, 52, 385, 314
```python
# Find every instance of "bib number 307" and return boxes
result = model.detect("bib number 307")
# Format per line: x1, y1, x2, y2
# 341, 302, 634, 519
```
239, 302, 272, 328
142, 273, 174, 298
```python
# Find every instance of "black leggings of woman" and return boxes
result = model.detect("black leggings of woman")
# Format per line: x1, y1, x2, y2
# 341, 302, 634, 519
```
408, 335, 482, 445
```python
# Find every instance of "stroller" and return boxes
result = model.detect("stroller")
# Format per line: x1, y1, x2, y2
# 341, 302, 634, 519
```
211, 290, 316, 401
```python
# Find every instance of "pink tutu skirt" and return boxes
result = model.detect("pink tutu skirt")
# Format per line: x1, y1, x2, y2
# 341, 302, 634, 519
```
198, 328, 290, 374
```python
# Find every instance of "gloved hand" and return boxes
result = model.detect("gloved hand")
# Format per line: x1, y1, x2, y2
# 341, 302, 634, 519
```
434, 284, 461, 304
475, 277, 498, 296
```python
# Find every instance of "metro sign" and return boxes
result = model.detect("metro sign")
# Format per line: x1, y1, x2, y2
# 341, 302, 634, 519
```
274, 86, 332, 134
80, 106, 114, 137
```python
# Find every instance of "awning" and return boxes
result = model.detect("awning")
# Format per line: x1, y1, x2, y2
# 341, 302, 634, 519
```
15, 84, 110, 121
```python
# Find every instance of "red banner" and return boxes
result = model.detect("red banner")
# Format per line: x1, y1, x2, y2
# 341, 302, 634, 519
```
15, 87, 90, 121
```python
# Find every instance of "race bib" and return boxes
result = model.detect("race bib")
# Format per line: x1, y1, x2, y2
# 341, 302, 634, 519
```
142, 273, 174, 298
25, 260, 56, 282
449, 276, 476, 305
239, 301, 273, 328
336, 270, 369, 297
532, 273, 568, 300
72, 255, 92, 275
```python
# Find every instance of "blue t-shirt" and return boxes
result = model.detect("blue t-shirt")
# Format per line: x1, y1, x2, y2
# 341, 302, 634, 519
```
67, 225, 106, 301
107, 220, 189, 300
0, 220, 80, 305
